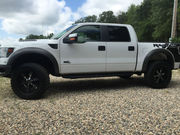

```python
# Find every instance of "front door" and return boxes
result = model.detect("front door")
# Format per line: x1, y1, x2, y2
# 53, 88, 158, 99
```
60, 25, 106, 74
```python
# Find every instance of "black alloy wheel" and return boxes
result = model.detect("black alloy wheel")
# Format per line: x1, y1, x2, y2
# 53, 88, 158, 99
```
11, 63, 50, 99
19, 71, 40, 94
145, 61, 172, 88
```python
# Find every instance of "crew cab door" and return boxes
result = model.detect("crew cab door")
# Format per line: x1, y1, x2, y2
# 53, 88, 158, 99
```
105, 26, 137, 72
60, 25, 106, 74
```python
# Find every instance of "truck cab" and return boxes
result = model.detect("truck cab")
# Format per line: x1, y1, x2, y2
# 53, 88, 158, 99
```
59, 23, 138, 74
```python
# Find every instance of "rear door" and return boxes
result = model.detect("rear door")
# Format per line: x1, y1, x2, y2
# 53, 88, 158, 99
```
60, 25, 106, 74
106, 26, 137, 72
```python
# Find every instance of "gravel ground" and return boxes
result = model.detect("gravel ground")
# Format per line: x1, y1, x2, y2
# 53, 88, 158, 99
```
0, 72, 180, 135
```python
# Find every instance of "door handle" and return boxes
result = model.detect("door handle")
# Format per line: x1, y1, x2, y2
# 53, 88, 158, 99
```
128, 46, 135, 51
98, 46, 106, 51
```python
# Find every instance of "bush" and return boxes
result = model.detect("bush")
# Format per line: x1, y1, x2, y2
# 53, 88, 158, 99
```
171, 37, 180, 43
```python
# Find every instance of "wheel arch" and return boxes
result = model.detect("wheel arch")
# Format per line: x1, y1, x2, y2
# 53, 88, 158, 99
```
8, 48, 60, 76
142, 49, 175, 72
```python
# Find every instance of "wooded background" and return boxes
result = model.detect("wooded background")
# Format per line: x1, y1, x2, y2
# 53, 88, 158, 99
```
24, 0, 180, 42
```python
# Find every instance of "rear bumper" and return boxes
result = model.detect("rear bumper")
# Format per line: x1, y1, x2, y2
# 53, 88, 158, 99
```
0, 65, 11, 77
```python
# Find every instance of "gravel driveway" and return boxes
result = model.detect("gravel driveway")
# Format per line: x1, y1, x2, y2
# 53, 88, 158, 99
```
0, 72, 180, 134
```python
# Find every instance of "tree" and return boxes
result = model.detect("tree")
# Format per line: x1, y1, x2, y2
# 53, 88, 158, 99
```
19, 0, 180, 42
98, 11, 117, 23
151, 0, 174, 42
75, 15, 97, 24
19, 33, 54, 41
19, 38, 23, 41
116, 12, 127, 24
126, 5, 138, 26
135, 0, 154, 41
25, 34, 46, 40
47, 33, 54, 39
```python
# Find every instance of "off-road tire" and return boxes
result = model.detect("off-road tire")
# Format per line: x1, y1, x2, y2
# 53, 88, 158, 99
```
11, 63, 50, 100
144, 61, 172, 89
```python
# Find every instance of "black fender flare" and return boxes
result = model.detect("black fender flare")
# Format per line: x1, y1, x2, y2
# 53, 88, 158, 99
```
7, 47, 60, 76
142, 48, 175, 72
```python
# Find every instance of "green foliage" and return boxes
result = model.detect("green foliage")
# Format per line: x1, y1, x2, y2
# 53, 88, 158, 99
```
126, 5, 138, 25
75, 15, 97, 24
74, 0, 179, 42
20, 0, 180, 42
171, 37, 180, 43
20, 33, 54, 41
26, 34, 46, 40
116, 12, 127, 24
75, 11, 118, 24
134, 0, 154, 42
98, 11, 117, 23
151, 0, 174, 42
47, 33, 54, 39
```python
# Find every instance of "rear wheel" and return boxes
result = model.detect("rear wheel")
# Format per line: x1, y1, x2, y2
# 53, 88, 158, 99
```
144, 61, 172, 88
11, 63, 50, 99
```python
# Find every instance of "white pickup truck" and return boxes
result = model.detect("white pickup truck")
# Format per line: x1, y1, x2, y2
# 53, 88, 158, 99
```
0, 23, 180, 99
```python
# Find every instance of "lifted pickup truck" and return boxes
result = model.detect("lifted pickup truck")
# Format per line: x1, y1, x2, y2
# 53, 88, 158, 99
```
0, 23, 180, 99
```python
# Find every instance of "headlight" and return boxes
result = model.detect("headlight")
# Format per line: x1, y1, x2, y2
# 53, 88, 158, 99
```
0, 47, 14, 58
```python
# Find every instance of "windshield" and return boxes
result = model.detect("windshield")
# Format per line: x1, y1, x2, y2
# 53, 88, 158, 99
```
52, 25, 77, 39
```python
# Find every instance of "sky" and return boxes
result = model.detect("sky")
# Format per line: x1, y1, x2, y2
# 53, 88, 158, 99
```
0, 0, 143, 43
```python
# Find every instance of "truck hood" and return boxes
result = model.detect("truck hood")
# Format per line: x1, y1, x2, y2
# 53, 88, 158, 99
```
0, 39, 58, 48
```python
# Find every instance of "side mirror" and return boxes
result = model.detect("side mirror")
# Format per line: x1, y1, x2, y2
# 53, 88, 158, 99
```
63, 33, 78, 44
69, 33, 77, 38
63, 33, 87, 44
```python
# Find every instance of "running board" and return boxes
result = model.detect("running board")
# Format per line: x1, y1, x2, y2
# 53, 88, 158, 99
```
62, 72, 141, 79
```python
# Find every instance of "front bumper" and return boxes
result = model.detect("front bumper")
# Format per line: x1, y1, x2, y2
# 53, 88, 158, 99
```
0, 65, 10, 77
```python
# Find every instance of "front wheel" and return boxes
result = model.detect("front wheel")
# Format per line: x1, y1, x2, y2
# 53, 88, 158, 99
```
144, 61, 172, 89
11, 63, 50, 99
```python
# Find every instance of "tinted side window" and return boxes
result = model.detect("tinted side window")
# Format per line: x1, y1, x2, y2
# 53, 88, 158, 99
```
73, 25, 101, 42
108, 26, 131, 42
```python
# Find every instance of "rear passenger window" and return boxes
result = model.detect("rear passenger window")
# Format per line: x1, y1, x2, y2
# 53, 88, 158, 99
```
107, 26, 131, 42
